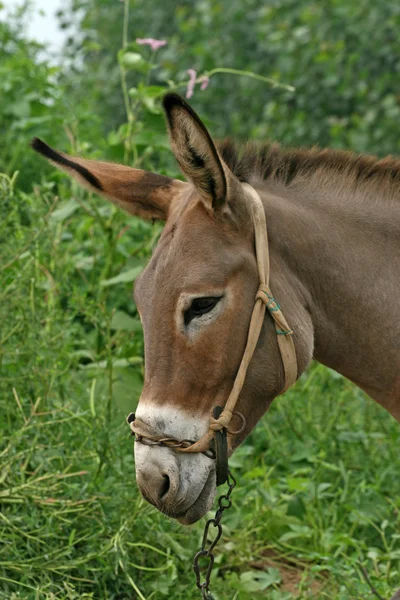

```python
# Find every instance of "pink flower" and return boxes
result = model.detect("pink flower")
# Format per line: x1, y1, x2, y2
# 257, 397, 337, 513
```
199, 75, 209, 91
136, 38, 167, 52
186, 69, 197, 99
186, 70, 210, 98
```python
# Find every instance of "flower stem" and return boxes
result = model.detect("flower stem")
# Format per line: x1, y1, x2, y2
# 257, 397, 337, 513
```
172, 67, 295, 95
206, 67, 295, 91
119, 0, 135, 163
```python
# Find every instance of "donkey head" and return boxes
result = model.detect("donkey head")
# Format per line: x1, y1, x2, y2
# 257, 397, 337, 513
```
33, 94, 292, 524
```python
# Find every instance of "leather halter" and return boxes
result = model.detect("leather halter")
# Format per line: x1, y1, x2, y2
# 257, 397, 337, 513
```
128, 183, 298, 483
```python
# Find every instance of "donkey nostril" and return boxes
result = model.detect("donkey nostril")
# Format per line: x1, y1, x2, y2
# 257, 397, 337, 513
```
159, 474, 170, 499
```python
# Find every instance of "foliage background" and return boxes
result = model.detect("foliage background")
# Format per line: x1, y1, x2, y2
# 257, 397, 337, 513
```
0, 0, 399, 598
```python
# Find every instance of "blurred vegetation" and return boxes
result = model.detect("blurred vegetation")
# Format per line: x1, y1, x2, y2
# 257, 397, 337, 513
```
60, 0, 400, 151
0, 0, 399, 598
0, 15, 62, 190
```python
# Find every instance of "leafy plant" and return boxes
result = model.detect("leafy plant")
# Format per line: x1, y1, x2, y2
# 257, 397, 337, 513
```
0, 1, 399, 598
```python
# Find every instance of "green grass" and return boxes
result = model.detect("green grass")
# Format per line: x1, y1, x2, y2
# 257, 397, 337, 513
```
1, 175, 400, 599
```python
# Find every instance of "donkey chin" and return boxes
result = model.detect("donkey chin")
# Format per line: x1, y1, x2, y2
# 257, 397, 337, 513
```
176, 468, 216, 525
134, 442, 217, 525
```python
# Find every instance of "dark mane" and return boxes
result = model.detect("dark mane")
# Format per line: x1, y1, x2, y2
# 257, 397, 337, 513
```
218, 139, 400, 195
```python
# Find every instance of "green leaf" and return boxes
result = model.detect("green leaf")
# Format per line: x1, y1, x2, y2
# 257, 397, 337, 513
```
112, 368, 144, 413
119, 52, 148, 72
110, 310, 142, 332
132, 129, 170, 149
279, 524, 313, 542
50, 199, 79, 222
80, 357, 143, 369
71, 349, 96, 362
138, 84, 166, 98
239, 568, 281, 591
286, 477, 310, 492
100, 265, 143, 287
74, 254, 95, 270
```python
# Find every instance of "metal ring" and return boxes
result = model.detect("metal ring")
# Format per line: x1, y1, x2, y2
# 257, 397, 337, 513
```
227, 411, 246, 436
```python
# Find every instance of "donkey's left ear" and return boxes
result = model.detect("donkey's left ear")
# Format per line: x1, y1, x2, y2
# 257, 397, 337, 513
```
163, 93, 229, 210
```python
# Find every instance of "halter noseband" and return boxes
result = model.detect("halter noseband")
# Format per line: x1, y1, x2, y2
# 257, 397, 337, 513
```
127, 183, 298, 485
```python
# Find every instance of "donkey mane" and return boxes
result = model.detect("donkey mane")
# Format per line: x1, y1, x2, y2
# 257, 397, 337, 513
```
218, 139, 400, 198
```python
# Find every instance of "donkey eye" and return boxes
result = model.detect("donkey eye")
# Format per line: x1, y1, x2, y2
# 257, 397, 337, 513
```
184, 297, 221, 326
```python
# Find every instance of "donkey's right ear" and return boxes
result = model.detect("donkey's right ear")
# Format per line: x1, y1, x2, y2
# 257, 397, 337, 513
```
31, 138, 187, 221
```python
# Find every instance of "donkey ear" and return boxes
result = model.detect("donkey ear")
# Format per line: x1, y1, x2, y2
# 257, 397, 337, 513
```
31, 138, 186, 221
162, 93, 228, 210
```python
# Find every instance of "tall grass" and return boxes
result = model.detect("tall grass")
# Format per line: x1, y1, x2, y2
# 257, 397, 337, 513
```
1, 169, 399, 599
1, 4, 400, 597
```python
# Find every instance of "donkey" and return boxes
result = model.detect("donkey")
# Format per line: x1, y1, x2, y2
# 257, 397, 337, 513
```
32, 94, 399, 528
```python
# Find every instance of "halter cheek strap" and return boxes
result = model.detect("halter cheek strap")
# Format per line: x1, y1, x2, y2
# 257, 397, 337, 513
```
128, 183, 298, 463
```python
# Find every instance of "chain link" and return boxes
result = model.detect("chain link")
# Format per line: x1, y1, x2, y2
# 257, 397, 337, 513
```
193, 469, 236, 599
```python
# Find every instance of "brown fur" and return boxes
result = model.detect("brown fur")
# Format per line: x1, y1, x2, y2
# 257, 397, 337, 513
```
163, 94, 228, 208
218, 138, 400, 199
31, 137, 185, 221
33, 94, 400, 532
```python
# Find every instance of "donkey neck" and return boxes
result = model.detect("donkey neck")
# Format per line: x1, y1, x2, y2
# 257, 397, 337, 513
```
255, 177, 400, 419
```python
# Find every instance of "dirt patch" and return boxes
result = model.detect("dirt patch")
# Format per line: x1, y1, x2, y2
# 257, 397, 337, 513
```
249, 549, 326, 597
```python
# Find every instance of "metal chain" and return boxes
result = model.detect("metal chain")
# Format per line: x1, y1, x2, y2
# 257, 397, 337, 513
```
193, 469, 236, 600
